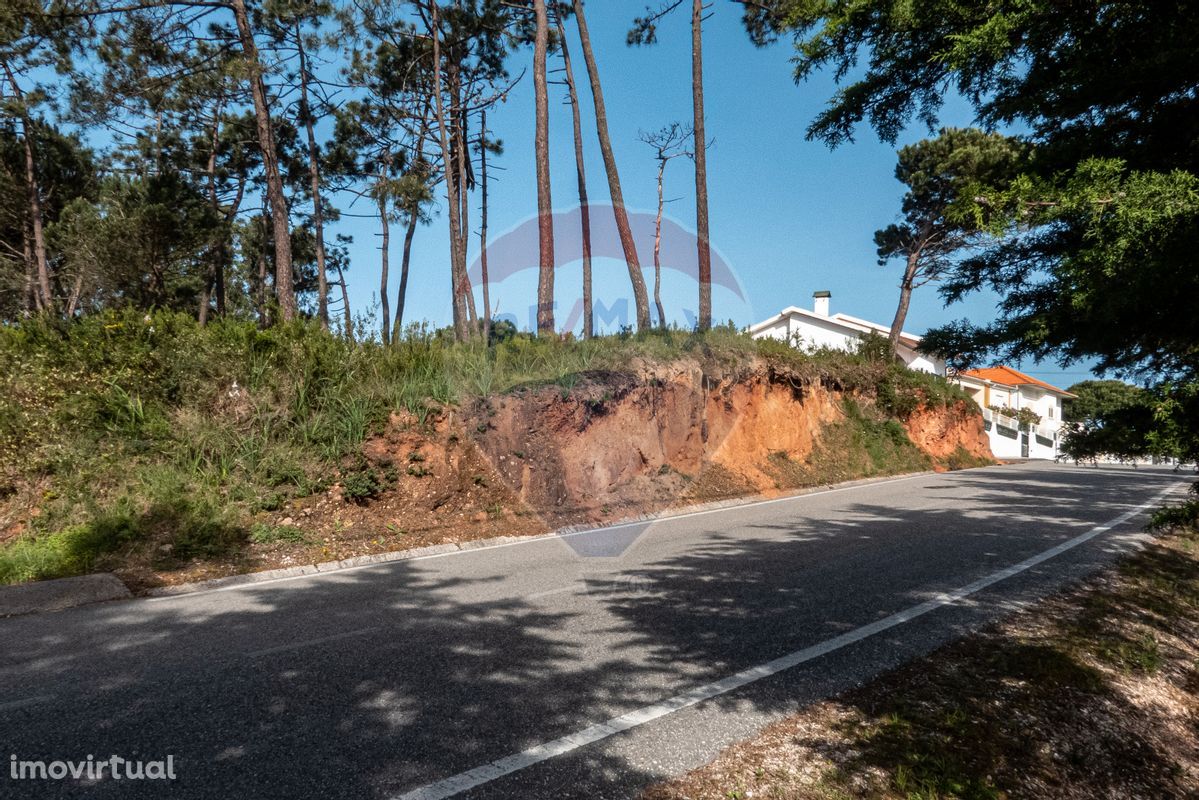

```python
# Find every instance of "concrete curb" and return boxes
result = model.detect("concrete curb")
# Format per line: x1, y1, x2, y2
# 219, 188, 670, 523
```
0, 573, 132, 618
143, 467, 964, 599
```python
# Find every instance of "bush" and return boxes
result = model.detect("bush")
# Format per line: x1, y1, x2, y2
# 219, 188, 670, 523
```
341, 467, 385, 504
1148, 492, 1199, 532
0, 503, 139, 584
249, 522, 308, 545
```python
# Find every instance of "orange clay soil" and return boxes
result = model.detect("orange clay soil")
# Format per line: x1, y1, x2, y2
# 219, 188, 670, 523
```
117, 359, 992, 591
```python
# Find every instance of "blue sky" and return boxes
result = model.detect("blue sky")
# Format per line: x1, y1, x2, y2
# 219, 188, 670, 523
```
324, 2, 1094, 387
44, 1, 1090, 386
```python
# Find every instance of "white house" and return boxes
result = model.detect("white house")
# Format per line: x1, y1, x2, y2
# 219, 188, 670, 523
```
952, 366, 1076, 460
747, 291, 947, 376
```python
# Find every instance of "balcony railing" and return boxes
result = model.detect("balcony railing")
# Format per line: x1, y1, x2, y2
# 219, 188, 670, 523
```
980, 407, 1058, 445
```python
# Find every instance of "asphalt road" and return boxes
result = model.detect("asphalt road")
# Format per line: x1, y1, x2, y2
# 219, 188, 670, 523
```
0, 462, 1187, 799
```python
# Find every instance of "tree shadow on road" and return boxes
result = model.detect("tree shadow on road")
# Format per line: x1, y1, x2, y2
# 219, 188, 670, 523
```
0, 465, 1188, 800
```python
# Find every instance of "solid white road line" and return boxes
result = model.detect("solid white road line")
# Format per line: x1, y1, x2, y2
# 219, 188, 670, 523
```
393, 482, 1186, 800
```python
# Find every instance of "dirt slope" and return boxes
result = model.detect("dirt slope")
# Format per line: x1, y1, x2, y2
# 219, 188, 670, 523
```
92, 361, 991, 590
467, 359, 991, 527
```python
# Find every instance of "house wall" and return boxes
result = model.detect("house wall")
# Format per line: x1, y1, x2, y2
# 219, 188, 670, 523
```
981, 412, 1060, 460
901, 350, 945, 375
1022, 389, 1063, 434
955, 375, 1065, 460
752, 314, 946, 376
790, 315, 864, 352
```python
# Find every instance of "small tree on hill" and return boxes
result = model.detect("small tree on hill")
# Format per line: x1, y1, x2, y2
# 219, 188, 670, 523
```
875, 128, 1025, 356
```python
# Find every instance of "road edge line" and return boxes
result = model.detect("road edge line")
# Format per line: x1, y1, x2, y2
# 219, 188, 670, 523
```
392, 481, 1186, 800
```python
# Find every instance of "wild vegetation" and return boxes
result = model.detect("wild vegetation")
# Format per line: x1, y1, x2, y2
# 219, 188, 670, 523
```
752, 0, 1199, 466
1060, 380, 1195, 467
1, 0, 1194, 583
0, 313, 972, 584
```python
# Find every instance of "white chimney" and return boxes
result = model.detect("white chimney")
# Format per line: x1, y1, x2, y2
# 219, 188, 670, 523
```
813, 290, 831, 317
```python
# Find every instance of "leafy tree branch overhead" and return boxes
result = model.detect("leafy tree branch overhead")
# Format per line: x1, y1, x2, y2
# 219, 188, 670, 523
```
749, 0, 1198, 461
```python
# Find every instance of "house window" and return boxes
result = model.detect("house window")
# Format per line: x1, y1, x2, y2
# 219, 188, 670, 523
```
1048, 406, 1054, 419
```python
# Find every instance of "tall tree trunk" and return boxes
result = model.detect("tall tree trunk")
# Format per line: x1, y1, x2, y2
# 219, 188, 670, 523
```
556, 14, 592, 339
429, 2, 469, 342
22, 218, 39, 315
214, 240, 226, 316
572, 0, 651, 331
297, 23, 329, 329
336, 262, 353, 340
256, 196, 270, 327
888, 251, 920, 355
378, 186, 391, 345
479, 109, 491, 342
653, 158, 666, 328
394, 211, 418, 341
65, 273, 83, 317
200, 105, 221, 326
533, 0, 555, 335
393, 113, 430, 343
692, 0, 711, 331
3, 63, 52, 313
454, 98, 477, 327
230, 0, 296, 322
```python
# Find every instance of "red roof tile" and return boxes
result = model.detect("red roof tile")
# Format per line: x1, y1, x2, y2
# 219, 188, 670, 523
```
959, 366, 1077, 398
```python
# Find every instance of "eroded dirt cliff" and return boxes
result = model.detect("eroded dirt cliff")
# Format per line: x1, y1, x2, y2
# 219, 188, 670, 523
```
466, 359, 992, 527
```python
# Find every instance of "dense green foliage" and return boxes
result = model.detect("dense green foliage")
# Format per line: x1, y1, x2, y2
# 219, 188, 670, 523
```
749, 0, 1199, 460
1060, 380, 1197, 466
1148, 484, 1199, 533
1064, 381, 1150, 425
874, 128, 1026, 319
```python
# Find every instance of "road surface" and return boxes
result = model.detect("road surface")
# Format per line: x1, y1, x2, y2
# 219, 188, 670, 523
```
0, 462, 1187, 799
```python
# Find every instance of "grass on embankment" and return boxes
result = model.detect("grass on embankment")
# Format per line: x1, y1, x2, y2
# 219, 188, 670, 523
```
643, 490, 1199, 800
0, 310, 973, 585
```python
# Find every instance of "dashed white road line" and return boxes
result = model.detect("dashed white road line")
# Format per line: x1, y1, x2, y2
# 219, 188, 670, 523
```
393, 482, 1185, 800
523, 584, 580, 601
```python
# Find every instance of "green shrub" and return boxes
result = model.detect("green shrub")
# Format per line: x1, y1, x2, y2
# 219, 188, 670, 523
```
1148, 498, 1199, 532
341, 467, 384, 504
942, 446, 993, 471
249, 523, 308, 545
0, 503, 139, 584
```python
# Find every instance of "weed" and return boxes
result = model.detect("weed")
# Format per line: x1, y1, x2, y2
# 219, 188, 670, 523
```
1149, 499, 1199, 531
341, 468, 383, 504
249, 523, 308, 545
